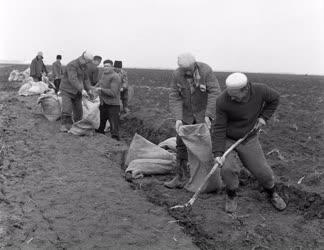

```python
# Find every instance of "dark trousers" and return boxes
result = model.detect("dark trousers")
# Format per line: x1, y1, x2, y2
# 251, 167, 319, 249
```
121, 88, 128, 109
32, 76, 42, 82
98, 103, 120, 138
61, 91, 83, 127
54, 79, 61, 93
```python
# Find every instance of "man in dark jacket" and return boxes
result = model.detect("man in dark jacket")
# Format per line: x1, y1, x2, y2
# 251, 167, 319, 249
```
94, 60, 122, 140
87, 56, 102, 86
213, 72, 286, 213
30, 51, 48, 81
164, 53, 221, 189
114, 60, 129, 113
59, 51, 94, 132
52, 55, 63, 93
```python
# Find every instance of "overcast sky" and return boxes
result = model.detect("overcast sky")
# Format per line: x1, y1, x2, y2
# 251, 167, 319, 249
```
0, 0, 323, 74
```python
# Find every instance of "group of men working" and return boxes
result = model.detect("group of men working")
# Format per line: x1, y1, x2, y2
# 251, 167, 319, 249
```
30, 51, 287, 213
30, 51, 130, 141
165, 53, 287, 213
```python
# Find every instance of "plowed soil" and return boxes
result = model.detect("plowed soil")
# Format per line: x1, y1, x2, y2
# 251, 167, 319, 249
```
1, 64, 323, 249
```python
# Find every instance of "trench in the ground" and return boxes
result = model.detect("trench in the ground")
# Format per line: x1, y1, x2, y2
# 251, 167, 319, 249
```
115, 116, 324, 250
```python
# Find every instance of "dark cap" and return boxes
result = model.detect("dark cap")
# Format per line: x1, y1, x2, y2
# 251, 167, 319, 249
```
93, 55, 102, 61
114, 60, 122, 68
56, 55, 62, 60
103, 59, 113, 66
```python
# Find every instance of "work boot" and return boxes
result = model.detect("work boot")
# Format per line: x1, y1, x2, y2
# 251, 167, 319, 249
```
60, 125, 69, 133
225, 189, 238, 213
164, 175, 186, 189
270, 192, 286, 211
264, 185, 286, 211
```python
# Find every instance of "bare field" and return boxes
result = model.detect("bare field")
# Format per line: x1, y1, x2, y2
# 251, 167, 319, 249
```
0, 64, 323, 249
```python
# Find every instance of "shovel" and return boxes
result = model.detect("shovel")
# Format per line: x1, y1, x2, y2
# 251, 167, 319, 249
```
170, 127, 259, 211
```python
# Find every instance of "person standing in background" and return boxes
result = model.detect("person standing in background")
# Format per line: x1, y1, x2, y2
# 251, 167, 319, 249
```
87, 56, 102, 86
52, 55, 63, 93
30, 51, 48, 82
114, 60, 130, 114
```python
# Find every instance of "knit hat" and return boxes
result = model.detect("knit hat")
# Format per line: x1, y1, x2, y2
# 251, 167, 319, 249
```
226, 72, 248, 89
82, 51, 93, 61
114, 60, 123, 68
56, 55, 62, 60
177, 53, 196, 68
37, 51, 43, 57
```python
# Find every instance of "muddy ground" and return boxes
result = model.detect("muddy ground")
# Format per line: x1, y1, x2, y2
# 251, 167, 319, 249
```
0, 65, 197, 249
1, 65, 324, 249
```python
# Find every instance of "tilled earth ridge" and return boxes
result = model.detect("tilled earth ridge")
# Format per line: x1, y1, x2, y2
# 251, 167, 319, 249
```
0, 80, 198, 248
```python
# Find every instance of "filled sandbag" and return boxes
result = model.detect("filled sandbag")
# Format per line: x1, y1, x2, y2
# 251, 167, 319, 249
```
127, 159, 175, 179
8, 70, 19, 81
37, 92, 61, 121
125, 134, 176, 178
68, 97, 100, 136
18, 81, 49, 96
8, 68, 30, 82
158, 137, 176, 151
178, 124, 223, 193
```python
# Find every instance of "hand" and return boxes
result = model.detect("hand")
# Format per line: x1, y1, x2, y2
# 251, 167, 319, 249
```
214, 156, 225, 166
120, 87, 124, 92
175, 120, 183, 134
82, 89, 89, 97
205, 116, 211, 129
254, 117, 266, 130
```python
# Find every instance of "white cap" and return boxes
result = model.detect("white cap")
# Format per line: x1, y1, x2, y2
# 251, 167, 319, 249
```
226, 72, 248, 89
82, 50, 93, 61
177, 53, 196, 68
37, 51, 43, 57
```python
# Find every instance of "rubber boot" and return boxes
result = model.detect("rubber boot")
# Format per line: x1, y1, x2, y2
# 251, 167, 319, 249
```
265, 186, 287, 211
164, 159, 187, 189
225, 189, 238, 213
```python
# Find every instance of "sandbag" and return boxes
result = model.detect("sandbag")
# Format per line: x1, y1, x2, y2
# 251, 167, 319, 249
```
37, 92, 61, 121
18, 81, 49, 96
68, 97, 100, 136
8, 68, 30, 82
125, 134, 176, 178
82, 98, 100, 129
126, 159, 174, 179
158, 137, 176, 151
178, 124, 223, 193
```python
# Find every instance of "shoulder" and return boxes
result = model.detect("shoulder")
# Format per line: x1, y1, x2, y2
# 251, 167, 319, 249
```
251, 82, 271, 93
216, 91, 227, 106
31, 58, 37, 64
197, 62, 213, 73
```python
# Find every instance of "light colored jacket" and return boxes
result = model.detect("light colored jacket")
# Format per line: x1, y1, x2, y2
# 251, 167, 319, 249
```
169, 62, 221, 124
52, 60, 63, 79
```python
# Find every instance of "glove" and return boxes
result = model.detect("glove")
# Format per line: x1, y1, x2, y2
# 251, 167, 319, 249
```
175, 120, 183, 134
82, 89, 89, 97
254, 117, 266, 130
205, 116, 211, 129
214, 156, 225, 166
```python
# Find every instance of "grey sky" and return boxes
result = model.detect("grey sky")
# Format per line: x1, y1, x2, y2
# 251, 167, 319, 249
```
0, 0, 323, 74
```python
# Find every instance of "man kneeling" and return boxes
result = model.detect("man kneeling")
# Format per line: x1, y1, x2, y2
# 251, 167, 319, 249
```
213, 72, 286, 213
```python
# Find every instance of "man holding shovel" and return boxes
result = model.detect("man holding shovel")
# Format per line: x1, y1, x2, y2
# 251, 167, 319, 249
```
213, 72, 286, 213
164, 53, 220, 189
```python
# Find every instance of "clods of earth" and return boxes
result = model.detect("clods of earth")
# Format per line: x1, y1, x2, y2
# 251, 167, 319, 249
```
1, 65, 323, 249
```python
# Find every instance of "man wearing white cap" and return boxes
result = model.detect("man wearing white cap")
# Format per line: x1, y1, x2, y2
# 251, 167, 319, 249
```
164, 53, 221, 189
30, 51, 48, 82
213, 72, 286, 213
59, 51, 94, 132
